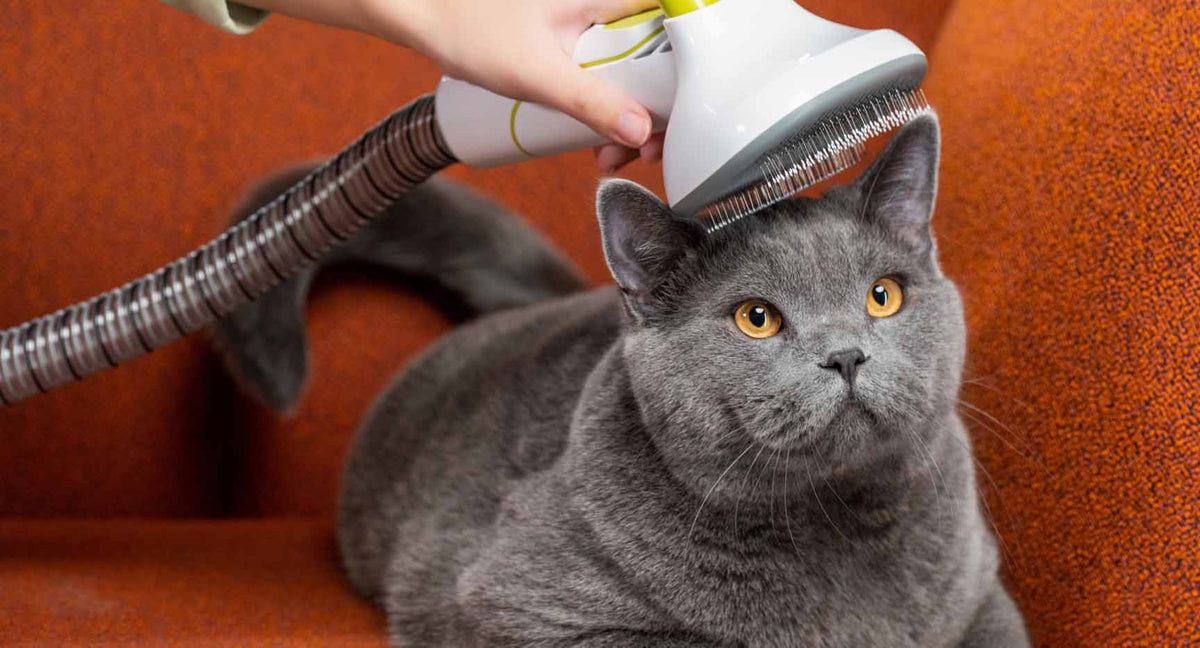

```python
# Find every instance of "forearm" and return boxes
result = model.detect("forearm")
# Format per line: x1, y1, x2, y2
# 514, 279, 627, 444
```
162, 0, 658, 160
234, 0, 361, 30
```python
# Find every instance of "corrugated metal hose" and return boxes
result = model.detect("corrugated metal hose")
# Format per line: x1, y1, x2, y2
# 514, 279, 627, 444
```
0, 94, 456, 406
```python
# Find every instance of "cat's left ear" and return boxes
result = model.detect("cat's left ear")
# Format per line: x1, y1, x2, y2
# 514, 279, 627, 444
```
855, 113, 941, 254
597, 179, 704, 321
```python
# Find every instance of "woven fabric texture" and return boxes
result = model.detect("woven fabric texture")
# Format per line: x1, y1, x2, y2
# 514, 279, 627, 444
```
925, 0, 1199, 644
3, 0, 1197, 645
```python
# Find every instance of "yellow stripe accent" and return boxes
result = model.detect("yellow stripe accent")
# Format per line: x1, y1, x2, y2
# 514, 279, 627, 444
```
509, 101, 534, 157
580, 26, 665, 69
509, 27, 666, 156
604, 8, 664, 30
658, 0, 720, 17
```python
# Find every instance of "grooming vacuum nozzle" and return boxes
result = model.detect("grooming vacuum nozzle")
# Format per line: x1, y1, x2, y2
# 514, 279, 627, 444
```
696, 88, 932, 233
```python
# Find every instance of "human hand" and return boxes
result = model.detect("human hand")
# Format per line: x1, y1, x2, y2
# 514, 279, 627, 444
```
243, 0, 665, 171
361, 0, 665, 172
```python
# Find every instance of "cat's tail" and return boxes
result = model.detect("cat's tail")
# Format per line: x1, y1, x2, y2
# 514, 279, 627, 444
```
209, 164, 585, 412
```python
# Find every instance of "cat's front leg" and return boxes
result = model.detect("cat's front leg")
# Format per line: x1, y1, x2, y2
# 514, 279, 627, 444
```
957, 583, 1031, 648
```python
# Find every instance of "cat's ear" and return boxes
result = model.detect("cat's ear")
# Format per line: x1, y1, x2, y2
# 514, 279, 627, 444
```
856, 113, 941, 254
597, 179, 703, 320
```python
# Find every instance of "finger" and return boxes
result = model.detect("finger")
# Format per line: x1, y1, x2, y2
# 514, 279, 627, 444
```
595, 143, 640, 173
524, 56, 652, 149
586, 0, 660, 24
639, 132, 664, 164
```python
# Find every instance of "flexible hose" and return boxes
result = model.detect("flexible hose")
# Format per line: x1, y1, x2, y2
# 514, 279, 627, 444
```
0, 94, 456, 407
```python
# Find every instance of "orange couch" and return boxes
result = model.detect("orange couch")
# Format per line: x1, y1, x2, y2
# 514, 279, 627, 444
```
1, 0, 1195, 645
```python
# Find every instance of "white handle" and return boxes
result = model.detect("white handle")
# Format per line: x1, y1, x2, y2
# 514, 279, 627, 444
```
434, 10, 677, 168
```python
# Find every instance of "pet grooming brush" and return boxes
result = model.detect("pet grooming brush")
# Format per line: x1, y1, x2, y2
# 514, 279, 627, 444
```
0, 0, 930, 405
438, 0, 930, 229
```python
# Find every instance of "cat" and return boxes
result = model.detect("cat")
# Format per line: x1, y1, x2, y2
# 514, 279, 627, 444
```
214, 114, 1030, 647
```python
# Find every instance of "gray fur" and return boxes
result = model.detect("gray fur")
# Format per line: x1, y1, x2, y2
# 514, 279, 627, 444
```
218, 114, 1029, 646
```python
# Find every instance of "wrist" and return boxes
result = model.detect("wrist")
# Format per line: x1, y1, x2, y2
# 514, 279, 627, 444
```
233, 0, 371, 34
355, 0, 441, 51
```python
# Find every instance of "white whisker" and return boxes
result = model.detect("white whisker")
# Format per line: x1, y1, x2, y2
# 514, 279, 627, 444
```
689, 441, 757, 542
945, 432, 1023, 577
784, 448, 802, 556
768, 447, 783, 534
907, 427, 954, 519
962, 377, 1032, 410
819, 469, 860, 522
804, 455, 848, 542
735, 443, 769, 539
956, 402, 1046, 472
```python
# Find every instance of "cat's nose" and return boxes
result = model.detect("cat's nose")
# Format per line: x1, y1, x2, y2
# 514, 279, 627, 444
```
819, 348, 868, 386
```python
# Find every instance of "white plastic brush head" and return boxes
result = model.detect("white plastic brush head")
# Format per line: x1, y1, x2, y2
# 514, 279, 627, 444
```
697, 88, 932, 232
659, 0, 930, 228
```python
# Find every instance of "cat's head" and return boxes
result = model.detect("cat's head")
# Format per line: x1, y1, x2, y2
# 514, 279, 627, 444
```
598, 114, 964, 495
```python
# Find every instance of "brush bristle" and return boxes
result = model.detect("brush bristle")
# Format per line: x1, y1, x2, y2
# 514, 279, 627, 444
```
696, 88, 932, 233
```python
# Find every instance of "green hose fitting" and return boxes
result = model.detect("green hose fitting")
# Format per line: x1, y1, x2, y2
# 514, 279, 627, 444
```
658, 0, 721, 18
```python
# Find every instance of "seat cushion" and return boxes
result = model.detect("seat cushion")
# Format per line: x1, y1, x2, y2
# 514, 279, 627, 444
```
0, 518, 385, 646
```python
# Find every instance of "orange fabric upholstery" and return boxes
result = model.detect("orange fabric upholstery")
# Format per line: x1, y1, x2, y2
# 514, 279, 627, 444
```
0, 518, 385, 646
6, 0, 1197, 645
0, 1, 953, 643
924, 0, 1200, 645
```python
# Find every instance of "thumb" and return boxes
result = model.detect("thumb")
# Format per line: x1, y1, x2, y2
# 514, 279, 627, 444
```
525, 56, 652, 149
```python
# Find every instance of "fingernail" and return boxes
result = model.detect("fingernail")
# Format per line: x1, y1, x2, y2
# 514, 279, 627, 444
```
615, 110, 650, 148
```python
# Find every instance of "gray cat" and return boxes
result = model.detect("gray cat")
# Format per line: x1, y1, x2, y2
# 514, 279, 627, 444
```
214, 114, 1030, 647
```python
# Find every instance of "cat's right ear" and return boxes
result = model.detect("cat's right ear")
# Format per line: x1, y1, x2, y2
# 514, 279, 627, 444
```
854, 113, 941, 255
597, 179, 703, 321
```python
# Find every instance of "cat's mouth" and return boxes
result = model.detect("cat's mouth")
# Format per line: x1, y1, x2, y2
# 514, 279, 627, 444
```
718, 359, 936, 450
832, 397, 880, 429
727, 390, 885, 451
801, 390, 888, 444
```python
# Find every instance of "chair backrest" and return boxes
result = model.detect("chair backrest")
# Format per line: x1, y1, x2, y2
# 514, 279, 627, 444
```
926, 0, 1199, 644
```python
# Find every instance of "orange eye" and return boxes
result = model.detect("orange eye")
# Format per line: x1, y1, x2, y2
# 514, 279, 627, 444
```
734, 301, 783, 338
867, 278, 904, 318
